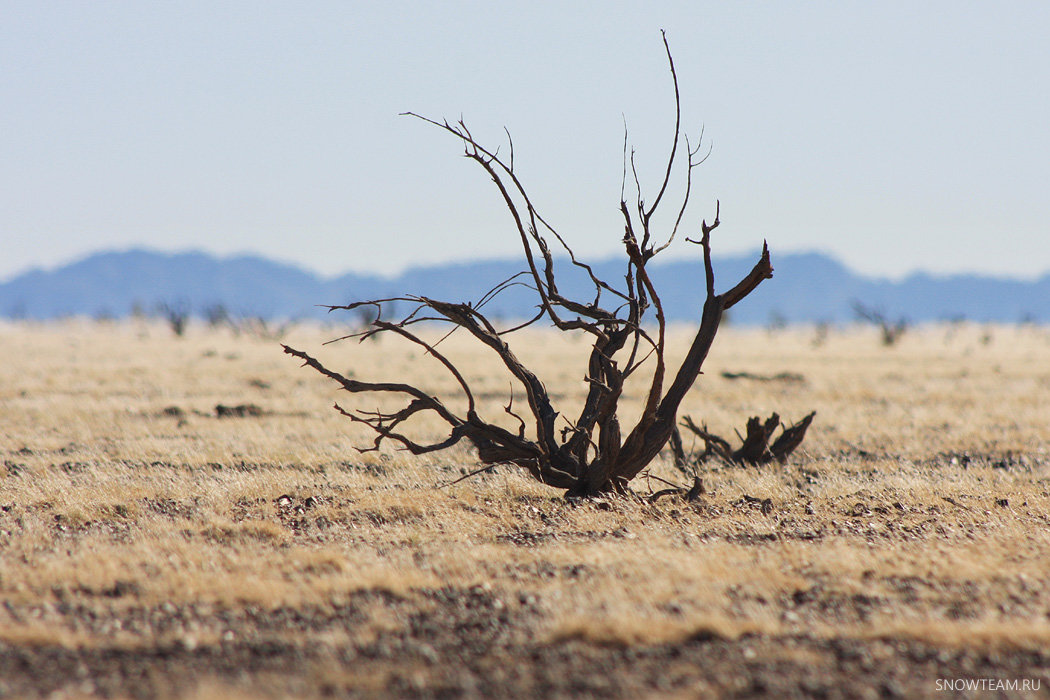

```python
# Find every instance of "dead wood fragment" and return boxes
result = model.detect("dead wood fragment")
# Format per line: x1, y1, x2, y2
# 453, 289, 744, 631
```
649, 476, 705, 503
679, 411, 816, 466
721, 370, 804, 383
215, 403, 265, 418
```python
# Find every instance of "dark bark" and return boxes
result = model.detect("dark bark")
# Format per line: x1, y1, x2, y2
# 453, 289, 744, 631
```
679, 411, 817, 466
285, 33, 776, 496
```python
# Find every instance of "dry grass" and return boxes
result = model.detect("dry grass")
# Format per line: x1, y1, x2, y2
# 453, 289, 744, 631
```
1, 318, 1049, 698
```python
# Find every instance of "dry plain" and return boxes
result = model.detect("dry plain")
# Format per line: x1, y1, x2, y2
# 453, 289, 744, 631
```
1, 319, 1049, 698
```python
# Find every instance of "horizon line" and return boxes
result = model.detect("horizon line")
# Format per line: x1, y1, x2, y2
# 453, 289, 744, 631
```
3, 245, 1049, 286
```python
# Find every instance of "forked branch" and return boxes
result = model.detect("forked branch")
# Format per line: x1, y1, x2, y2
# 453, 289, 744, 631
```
286, 35, 779, 497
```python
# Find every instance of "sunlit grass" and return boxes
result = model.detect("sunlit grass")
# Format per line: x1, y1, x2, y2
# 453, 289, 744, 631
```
1, 319, 1049, 695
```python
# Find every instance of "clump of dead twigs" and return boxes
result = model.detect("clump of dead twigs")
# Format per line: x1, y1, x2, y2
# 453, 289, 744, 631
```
853, 301, 908, 347
671, 412, 817, 469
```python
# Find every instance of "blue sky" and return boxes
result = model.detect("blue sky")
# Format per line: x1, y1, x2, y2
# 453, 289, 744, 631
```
3, 2, 1049, 281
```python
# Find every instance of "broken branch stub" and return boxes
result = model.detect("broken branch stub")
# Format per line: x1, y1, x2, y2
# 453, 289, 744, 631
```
678, 411, 817, 466
284, 33, 774, 497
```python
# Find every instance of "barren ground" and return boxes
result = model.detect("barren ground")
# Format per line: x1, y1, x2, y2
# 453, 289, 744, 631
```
1, 319, 1049, 698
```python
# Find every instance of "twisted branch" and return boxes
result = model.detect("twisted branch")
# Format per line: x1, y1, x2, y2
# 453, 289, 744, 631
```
287, 34, 777, 497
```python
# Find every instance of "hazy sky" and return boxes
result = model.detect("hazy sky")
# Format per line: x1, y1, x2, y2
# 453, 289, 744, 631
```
3, 2, 1049, 282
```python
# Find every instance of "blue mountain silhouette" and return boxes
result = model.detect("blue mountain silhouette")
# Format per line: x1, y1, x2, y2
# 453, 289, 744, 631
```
2, 248, 1047, 324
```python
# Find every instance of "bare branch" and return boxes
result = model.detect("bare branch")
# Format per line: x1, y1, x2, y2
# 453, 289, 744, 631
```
722, 241, 773, 310
643, 29, 682, 226
292, 34, 785, 498
620, 114, 629, 203
371, 320, 478, 416
649, 476, 705, 503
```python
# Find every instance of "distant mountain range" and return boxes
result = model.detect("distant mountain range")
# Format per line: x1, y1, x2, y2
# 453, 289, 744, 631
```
2, 248, 1048, 325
